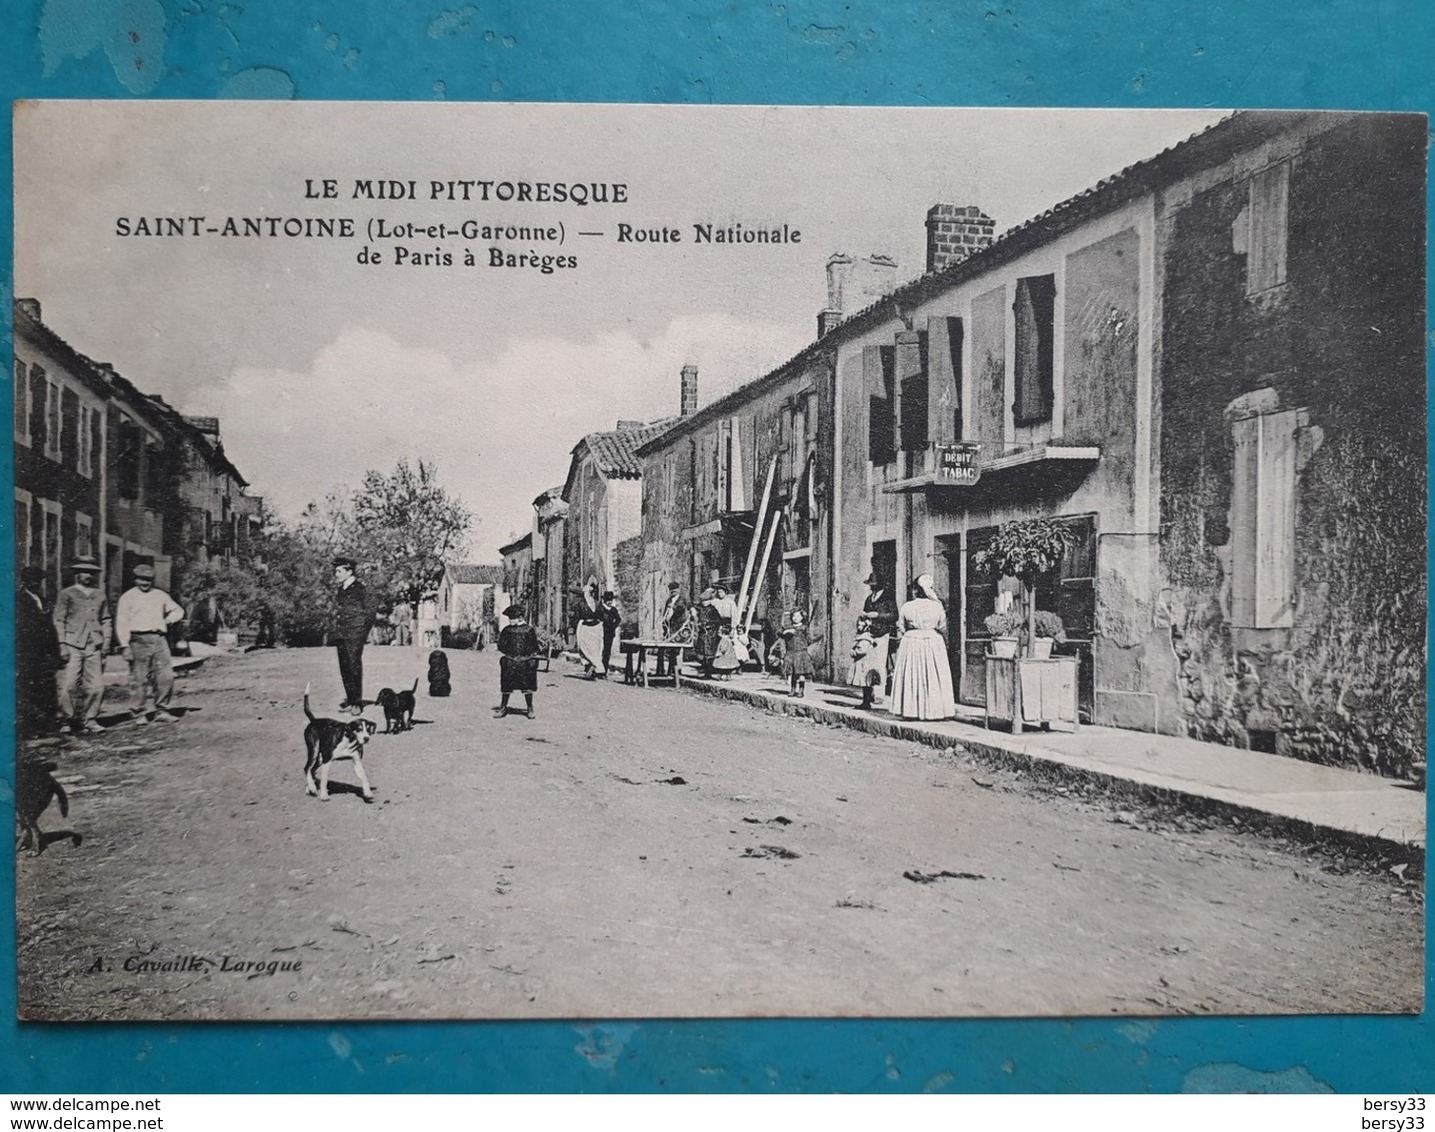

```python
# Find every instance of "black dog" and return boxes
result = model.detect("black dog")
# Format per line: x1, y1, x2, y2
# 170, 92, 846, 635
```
302, 684, 378, 803
427, 649, 452, 697
374, 678, 419, 733
16, 759, 80, 856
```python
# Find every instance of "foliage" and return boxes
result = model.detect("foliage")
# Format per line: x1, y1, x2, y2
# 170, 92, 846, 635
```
534, 627, 566, 657
335, 459, 473, 607
1031, 610, 1066, 640
971, 518, 1074, 583
983, 610, 1025, 637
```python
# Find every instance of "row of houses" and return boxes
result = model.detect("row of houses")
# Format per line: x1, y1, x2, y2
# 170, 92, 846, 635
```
13, 298, 262, 627
498, 111, 1426, 779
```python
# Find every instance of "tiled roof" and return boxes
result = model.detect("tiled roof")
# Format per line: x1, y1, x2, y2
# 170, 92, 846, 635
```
446, 563, 505, 586
579, 418, 678, 479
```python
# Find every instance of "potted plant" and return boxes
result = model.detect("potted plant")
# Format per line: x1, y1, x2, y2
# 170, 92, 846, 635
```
983, 609, 1025, 658
971, 518, 1075, 657
1025, 610, 1067, 659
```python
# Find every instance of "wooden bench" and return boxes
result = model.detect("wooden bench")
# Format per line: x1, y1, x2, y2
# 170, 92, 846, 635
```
620, 639, 686, 687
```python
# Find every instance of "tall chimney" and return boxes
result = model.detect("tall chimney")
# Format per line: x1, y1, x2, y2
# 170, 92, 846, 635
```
818, 253, 899, 337
680, 364, 698, 417
926, 204, 995, 273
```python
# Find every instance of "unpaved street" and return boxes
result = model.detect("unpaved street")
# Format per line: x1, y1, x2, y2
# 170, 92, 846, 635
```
15, 647, 1423, 1020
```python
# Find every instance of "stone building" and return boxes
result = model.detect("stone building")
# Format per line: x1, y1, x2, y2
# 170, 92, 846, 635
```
636, 356, 834, 659
530, 485, 568, 639
818, 110, 1424, 776
560, 415, 675, 620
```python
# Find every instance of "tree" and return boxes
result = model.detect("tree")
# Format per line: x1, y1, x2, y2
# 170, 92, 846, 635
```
337, 459, 473, 608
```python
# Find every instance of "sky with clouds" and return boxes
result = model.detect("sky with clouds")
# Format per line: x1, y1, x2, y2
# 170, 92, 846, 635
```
14, 101, 1225, 553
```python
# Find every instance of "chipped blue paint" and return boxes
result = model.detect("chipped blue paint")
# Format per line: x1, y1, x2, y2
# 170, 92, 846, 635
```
39, 0, 167, 93
574, 1023, 641, 1072
1, 0, 1432, 1097
1184, 1064, 1336, 1094
218, 65, 295, 98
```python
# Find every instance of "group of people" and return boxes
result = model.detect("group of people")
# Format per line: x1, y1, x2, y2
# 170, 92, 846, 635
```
850, 572, 956, 721
17, 557, 187, 739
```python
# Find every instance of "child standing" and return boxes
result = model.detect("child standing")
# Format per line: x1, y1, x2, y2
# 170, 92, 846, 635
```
494, 604, 540, 720
782, 609, 814, 697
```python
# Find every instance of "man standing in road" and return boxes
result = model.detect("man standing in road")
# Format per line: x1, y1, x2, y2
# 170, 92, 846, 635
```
53, 557, 112, 734
331, 557, 371, 713
115, 562, 185, 724
17, 565, 63, 738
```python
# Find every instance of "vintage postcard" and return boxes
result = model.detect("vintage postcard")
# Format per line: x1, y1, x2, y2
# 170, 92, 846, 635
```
11, 101, 1425, 1021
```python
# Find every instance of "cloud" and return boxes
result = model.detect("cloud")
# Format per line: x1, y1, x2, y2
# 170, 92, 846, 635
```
185, 314, 811, 555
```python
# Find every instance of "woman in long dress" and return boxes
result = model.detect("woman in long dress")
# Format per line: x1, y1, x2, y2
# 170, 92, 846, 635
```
574, 581, 606, 677
889, 574, 956, 721
706, 584, 742, 677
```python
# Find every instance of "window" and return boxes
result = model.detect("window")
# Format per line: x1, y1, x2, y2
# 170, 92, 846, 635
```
1014, 274, 1056, 426
74, 513, 94, 559
1246, 162, 1290, 295
117, 416, 142, 500
40, 500, 61, 585
14, 491, 32, 566
900, 371, 929, 452
43, 374, 62, 461
1231, 407, 1301, 628
77, 404, 94, 477
14, 360, 30, 445
866, 345, 896, 465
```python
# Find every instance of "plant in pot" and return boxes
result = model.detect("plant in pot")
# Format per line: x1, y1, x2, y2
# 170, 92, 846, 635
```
1025, 610, 1067, 659
971, 518, 1075, 658
983, 609, 1026, 658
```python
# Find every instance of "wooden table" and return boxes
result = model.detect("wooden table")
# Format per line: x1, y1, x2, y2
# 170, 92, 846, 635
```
620, 639, 685, 687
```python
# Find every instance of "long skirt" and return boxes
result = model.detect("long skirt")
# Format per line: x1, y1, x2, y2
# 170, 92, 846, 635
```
847, 635, 889, 690
710, 633, 741, 673
889, 629, 955, 720
576, 621, 606, 673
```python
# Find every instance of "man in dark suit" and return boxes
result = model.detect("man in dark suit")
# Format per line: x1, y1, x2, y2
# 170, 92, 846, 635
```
331, 557, 372, 714
16, 566, 63, 738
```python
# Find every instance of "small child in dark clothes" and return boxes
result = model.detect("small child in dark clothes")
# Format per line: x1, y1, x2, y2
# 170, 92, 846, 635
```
782, 609, 814, 697
494, 604, 540, 720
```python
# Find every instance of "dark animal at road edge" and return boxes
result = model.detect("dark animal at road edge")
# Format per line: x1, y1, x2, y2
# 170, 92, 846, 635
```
16, 759, 80, 856
375, 678, 420, 733
428, 650, 452, 698
301, 684, 378, 803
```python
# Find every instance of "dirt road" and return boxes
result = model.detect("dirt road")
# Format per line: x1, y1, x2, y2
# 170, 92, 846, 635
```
14, 646, 1423, 1020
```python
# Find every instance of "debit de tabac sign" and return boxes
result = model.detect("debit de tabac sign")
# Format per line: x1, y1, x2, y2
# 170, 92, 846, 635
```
936, 443, 982, 485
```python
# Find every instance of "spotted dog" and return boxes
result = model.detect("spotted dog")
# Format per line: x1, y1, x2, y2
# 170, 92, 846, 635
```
302, 684, 378, 803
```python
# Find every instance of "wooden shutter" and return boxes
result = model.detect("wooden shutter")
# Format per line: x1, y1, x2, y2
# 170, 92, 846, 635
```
1231, 409, 1297, 628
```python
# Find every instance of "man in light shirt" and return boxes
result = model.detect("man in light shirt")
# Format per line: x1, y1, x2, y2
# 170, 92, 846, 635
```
114, 562, 186, 724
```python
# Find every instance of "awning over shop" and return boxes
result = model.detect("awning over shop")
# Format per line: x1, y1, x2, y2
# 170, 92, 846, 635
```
880, 443, 1101, 504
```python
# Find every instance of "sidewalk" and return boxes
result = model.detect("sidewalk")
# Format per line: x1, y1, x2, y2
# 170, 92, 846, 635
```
642, 663, 1426, 859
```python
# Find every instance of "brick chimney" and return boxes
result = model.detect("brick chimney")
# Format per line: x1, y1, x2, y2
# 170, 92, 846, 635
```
926, 204, 995, 273
818, 253, 899, 337
680, 363, 698, 417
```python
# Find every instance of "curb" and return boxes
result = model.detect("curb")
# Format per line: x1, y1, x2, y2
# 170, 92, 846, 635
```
677, 674, 1426, 874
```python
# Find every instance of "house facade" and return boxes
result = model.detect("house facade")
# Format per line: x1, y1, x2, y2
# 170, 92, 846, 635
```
819, 110, 1424, 776
13, 299, 108, 600
530, 486, 568, 639
15, 298, 262, 620
499, 532, 534, 622
637, 358, 835, 660
560, 417, 674, 618
436, 563, 505, 645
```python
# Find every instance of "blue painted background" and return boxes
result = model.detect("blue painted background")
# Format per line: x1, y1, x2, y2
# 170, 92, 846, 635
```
1, 0, 1430, 1094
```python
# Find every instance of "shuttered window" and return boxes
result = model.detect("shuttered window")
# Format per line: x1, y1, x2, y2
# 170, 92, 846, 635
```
1247, 162, 1290, 295
1231, 408, 1299, 628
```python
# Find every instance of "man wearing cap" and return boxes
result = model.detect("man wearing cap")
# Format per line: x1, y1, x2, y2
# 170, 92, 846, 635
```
115, 563, 186, 724
331, 557, 372, 713
660, 581, 690, 642
17, 566, 63, 737
53, 557, 113, 734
